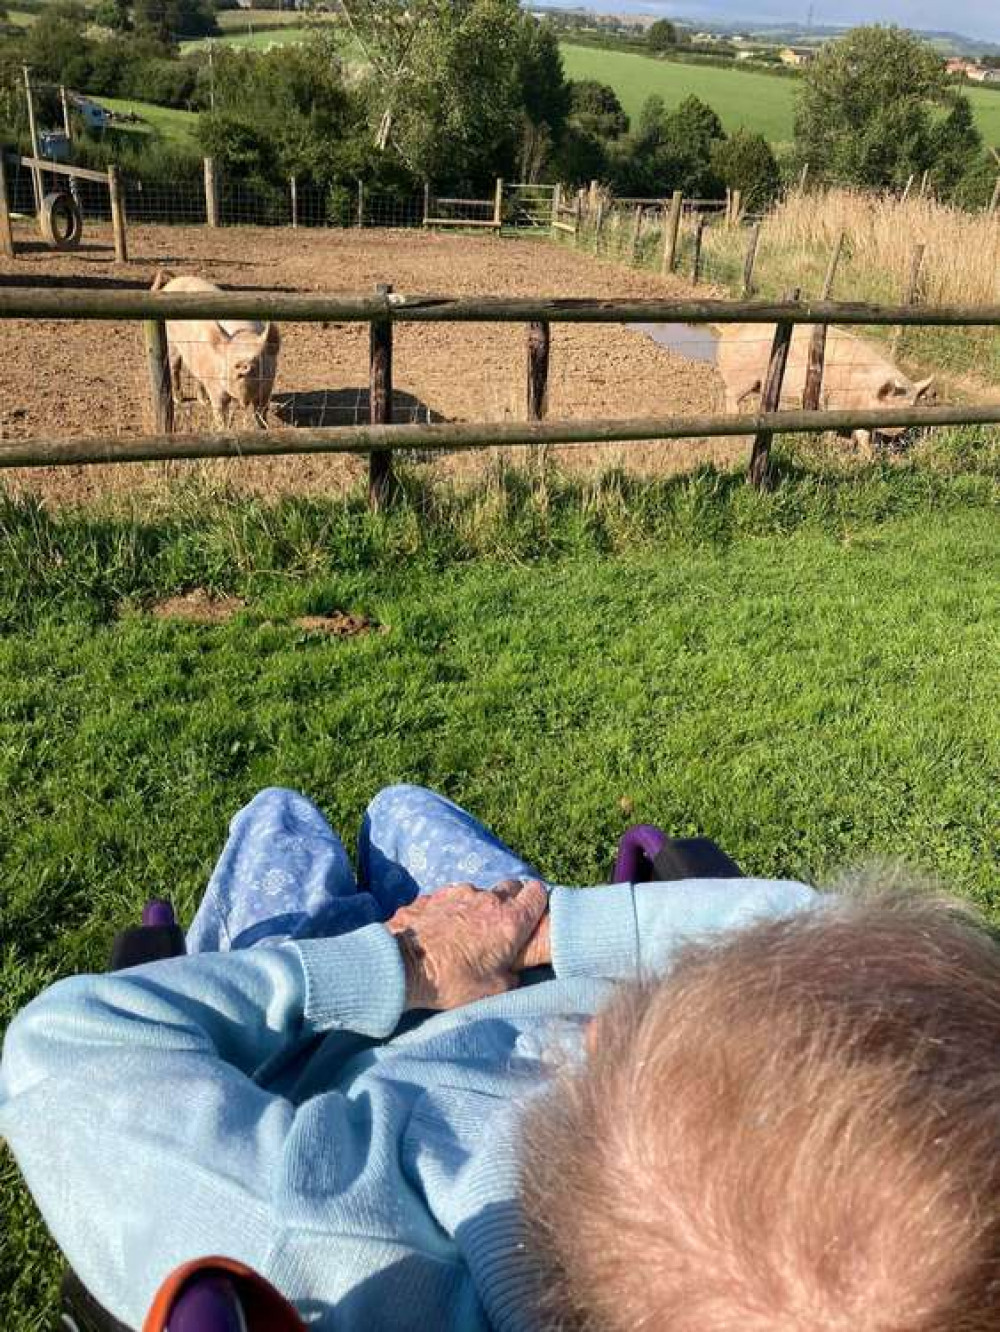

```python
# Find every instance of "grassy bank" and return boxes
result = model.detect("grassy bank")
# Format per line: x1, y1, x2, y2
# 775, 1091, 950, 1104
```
2, 446, 1000, 1326
98, 96, 200, 150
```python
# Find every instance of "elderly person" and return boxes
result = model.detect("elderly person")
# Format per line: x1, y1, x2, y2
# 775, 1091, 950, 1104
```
3, 785, 1000, 1331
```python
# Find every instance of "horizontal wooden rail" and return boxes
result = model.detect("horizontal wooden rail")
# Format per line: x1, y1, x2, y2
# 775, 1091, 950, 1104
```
424, 218, 500, 229
5, 152, 110, 185
434, 197, 493, 207
3, 403, 998, 471
5, 289, 1000, 327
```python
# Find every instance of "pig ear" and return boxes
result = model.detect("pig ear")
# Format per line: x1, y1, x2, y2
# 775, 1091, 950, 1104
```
260, 322, 278, 352
206, 322, 231, 352
914, 376, 935, 400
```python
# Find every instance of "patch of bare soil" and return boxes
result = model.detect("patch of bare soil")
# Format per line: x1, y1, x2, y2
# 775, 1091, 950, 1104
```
292, 612, 380, 636
0, 222, 743, 504
149, 590, 245, 623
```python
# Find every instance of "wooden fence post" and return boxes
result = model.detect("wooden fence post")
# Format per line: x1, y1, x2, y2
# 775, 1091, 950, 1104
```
203, 156, 219, 227
423, 181, 431, 226
741, 221, 761, 298
802, 231, 845, 412
989, 176, 1000, 215
526, 320, 550, 422
357, 179, 365, 228
691, 215, 706, 285
143, 318, 174, 435
573, 190, 582, 242
290, 176, 298, 228
901, 174, 915, 204
593, 199, 605, 253
0, 150, 14, 260
551, 182, 561, 235
662, 189, 683, 274
919, 169, 931, 199
369, 281, 396, 509
494, 177, 503, 232
891, 242, 926, 358
107, 164, 128, 263
629, 205, 643, 265
748, 288, 799, 491
797, 162, 810, 194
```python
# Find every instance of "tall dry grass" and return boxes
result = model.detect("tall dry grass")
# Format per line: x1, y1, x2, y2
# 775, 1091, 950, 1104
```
754, 189, 1000, 306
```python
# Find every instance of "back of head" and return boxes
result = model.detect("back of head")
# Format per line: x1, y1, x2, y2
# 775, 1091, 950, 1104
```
521, 891, 1000, 1332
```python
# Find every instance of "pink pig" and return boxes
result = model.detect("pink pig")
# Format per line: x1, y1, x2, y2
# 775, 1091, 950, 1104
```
151, 269, 281, 428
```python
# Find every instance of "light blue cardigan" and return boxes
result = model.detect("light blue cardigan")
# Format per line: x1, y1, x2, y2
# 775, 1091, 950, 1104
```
0, 878, 815, 1331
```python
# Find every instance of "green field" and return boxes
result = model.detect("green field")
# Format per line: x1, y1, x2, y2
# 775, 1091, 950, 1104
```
181, 24, 315, 52
559, 43, 1000, 148
98, 95, 200, 149
2, 447, 1000, 1327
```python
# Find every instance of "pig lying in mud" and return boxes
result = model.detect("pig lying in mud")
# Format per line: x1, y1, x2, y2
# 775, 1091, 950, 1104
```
151, 269, 281, 428
715, 323, 935, 451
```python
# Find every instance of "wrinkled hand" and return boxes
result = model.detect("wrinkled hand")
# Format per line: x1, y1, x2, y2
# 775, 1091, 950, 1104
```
386, 879, 549, 1010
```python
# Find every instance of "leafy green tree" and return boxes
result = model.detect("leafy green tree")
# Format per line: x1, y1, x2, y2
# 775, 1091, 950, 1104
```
133, 0, 216, 43
514, 18, 570, 180
94, 0, 132, 32
795, 26, 953, 188
344, 0, 564, 190
647, 19, 677, 52
567, 80, 628, 139
710, 127, 781, 209
928, 95, 982, 193
614, 93, 726, 198
23, 3, 95, 89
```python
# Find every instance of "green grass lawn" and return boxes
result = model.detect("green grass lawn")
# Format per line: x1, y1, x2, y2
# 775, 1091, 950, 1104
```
97, 96, 200, 150
560, 42, 1000, 148
2, 448, 1000, 1326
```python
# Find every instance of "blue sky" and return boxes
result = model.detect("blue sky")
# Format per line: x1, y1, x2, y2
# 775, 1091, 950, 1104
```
539, 1, 1000, 43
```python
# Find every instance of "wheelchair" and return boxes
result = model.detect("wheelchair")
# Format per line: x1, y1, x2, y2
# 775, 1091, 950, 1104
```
59, 827, 741, 1331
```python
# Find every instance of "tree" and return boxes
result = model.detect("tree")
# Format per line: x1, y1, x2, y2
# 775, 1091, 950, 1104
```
343, 0, 564, 190
567, 80, 628, 139
795, 26, 951, 188
710, 128, 781, 209
928, 95, 982, 193
133, 0, 216, 43
647, 19, 677, 52
615, 93, 726, 198
94, 0, 132, 32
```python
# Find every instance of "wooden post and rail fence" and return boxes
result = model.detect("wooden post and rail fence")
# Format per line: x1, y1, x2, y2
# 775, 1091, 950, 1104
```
1, 289, 999, 500
0, 149, 128, 261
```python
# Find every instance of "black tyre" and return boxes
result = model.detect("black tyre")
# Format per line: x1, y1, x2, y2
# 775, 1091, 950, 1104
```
40, 190, 84, 251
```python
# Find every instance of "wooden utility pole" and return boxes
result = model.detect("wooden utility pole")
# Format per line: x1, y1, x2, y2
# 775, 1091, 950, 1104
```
749, 290, 800, 490
661, 190, 683, 274
368, 282, 396, 508
23, 66, 42, 211
526, 320, 551, 422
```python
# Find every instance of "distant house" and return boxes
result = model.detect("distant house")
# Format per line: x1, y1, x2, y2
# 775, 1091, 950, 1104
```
779, 46, 815, 67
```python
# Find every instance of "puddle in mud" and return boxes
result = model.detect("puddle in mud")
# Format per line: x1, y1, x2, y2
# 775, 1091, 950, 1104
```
636, 323, 720, 365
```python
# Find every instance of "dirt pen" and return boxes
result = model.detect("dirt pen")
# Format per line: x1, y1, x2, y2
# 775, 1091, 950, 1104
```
3, 220, 1000, 506
0, 223, 736, 503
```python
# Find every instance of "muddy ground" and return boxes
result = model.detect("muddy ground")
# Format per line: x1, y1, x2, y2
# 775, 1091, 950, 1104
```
1, 222, 751, 504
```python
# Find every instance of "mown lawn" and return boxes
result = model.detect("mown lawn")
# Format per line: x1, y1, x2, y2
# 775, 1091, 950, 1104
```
2, 448, 1000, 1328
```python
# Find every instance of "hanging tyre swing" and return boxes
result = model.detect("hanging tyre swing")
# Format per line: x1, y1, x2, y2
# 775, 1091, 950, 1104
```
40, 190, 83, 251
